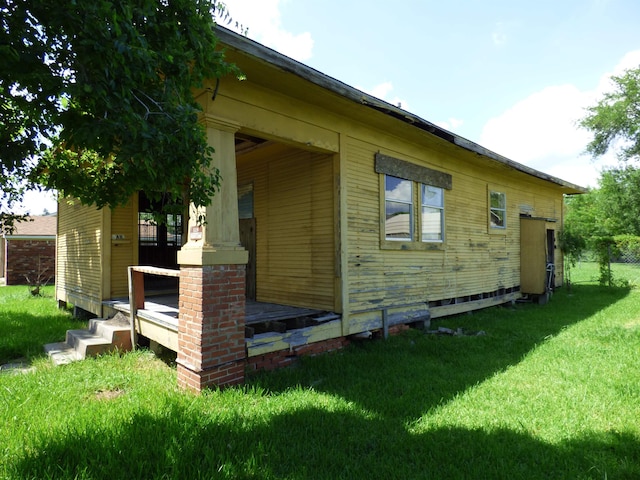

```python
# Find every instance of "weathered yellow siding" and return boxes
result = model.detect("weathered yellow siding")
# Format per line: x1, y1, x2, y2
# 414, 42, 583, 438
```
210, 64, 569, 334
342, 134, 565, 333
56, 199, 105, 315
110, 197, 137, 298
237, 142, 335, 310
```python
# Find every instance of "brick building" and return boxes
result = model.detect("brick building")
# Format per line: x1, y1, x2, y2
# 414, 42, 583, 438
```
1, 215, 56, 286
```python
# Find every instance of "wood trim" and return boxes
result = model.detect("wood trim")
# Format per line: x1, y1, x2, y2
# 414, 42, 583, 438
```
374, 152, 452, 190
101, 207, 111, 303
337, 134, 349, 335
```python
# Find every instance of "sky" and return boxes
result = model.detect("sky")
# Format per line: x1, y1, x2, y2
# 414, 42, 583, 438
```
16, 0, 640, 214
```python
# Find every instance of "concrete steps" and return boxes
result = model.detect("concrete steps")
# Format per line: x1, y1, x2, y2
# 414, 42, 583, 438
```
44, 312, 132, 365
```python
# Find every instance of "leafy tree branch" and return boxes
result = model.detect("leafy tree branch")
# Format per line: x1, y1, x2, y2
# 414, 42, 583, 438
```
580, 66, 640, 162
1, 0, 242, 231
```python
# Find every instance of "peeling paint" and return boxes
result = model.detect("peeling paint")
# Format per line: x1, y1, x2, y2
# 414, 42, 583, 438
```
247, 320, 342, 357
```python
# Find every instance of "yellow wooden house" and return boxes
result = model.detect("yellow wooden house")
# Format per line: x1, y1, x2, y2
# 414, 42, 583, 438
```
55, 28, 584, 389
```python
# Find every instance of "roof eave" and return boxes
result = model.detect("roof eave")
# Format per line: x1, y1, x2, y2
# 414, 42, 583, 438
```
214, 27, 587, 194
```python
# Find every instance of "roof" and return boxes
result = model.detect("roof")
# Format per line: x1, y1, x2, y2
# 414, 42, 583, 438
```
6, 215, 57, 238
215, 27, 586, 195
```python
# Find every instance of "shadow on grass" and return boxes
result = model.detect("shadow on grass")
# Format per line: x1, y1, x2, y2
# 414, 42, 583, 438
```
251, 284, 631, 422
11, 403, 640, 479
0, 287, 80, 364
8, 284, 639, 479
0, 311, 82, 365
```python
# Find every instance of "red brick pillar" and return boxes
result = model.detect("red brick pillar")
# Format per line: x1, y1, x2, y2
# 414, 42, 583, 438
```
177, 264, 247, 392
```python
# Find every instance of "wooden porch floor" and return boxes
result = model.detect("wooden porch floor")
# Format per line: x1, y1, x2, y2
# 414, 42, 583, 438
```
103, 294, 340, 339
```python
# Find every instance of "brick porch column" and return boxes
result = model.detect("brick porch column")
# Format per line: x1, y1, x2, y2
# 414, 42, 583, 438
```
176, 114, 248, 392
177, 263, 246, 391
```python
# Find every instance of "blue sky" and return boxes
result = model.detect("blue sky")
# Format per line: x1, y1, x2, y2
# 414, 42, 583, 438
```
17, 0, 640, 214
222, 0, 640, 185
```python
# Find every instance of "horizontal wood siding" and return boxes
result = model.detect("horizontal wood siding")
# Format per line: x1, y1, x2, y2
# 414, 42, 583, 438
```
237, 143, 335, 310
344, 135, 564, 334
56, 200, 104, 315
110, 198, 136, 298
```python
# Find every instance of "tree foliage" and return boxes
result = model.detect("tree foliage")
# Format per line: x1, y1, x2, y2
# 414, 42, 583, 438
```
564, 168, 640, 286
1, 0, 240, 232
580, 66, 640, 162
565, 167, 640, 239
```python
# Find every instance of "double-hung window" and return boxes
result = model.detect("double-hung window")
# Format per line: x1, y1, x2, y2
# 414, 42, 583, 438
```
384, 174, 445, 243
377, 153, 451, 248
489, 190, 506, 229
385, 176, 413, 241
421, 184, 444, 241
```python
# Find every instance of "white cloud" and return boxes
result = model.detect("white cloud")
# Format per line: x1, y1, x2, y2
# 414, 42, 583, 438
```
358, 81, 408, 110
492, 31, 507, 47
221, 0, 314, 61
491, 21, 519, 47
479, 50, 640, 188
436, 117, 464, 131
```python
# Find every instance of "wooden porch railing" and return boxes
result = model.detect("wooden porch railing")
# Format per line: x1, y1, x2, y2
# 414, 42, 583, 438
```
127, 265, 180, 349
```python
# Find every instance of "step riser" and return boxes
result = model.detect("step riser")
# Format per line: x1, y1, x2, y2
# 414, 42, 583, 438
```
48, 315, 133, 363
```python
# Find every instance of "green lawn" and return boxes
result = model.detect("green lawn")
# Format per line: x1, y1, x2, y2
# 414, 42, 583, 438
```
0, 286, 84, 364
570, 259, 640, 287
1, 277, 639, 479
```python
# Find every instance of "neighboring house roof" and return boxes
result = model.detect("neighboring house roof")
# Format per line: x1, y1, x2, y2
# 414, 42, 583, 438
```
216, 27, 586, 195
4, 215, 57, 239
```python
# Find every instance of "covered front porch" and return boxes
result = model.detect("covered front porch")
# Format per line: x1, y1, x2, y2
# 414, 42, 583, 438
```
102, 276, 342, 360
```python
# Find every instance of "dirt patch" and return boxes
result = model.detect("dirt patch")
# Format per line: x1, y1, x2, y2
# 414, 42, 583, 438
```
94, 388, 125, 401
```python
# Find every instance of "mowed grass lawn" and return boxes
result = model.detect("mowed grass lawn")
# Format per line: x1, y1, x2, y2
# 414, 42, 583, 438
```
1, 264, 640, 479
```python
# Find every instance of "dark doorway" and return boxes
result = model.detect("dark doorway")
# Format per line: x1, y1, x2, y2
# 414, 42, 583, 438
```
546, 229, 555, 290
138, 192, 183, 292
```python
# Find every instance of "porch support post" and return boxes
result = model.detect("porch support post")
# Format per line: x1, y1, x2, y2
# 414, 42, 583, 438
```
176, 114, 248, 392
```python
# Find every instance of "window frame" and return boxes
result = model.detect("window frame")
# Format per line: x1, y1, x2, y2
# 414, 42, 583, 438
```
375, 153, 452, 251
421, 184, 445, 243
381, 174, 446, 248
384, 175, 414, 242
488, 188, 507, 233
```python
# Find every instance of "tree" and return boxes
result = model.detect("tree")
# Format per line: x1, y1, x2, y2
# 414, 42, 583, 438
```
596, 166, 640, 236
580, 66, 640, 162
564, 190, 601, 239
1, 0, 241, 232
564, 167, 640, 239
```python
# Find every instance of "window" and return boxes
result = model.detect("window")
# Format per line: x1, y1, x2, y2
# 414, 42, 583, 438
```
138, 212, 183, 246
138, 213, 158, 246
376, 153, 451, 247
384, 175, 444, 242
385, 176, 413, 241
165, 213, 183, 246
489, 191, 506, 229
238, 183, 254, 219
421, 185, 444, 241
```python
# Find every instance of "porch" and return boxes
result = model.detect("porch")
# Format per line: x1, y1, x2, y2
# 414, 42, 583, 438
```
102, 293, 342, 358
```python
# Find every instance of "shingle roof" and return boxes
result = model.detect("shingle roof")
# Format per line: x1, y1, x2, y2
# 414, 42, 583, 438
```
10, 215, 57, 237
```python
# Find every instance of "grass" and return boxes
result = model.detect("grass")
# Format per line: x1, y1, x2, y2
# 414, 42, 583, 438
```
1, 269, 640, 479
0, 286, 85, 364
569, 259, 640, 287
